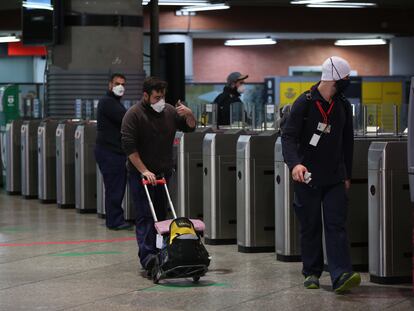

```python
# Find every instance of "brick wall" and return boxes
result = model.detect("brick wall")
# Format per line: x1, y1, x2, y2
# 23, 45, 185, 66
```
193, 39, 389, 82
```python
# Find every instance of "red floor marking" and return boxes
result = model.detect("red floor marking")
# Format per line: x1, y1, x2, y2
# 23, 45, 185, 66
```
0, 237, 136, 247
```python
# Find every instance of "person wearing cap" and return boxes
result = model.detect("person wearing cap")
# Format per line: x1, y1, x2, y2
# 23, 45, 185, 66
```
281, 56, 360, 294
213, 72, 248, 127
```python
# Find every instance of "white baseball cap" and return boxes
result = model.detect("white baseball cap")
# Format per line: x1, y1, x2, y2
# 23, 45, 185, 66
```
321, 56, 351, 81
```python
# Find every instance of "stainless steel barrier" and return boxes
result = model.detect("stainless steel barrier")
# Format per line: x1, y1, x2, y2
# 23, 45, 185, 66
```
274, 137, 301, 262
176, 127, 213, 219
21, 120, 41, 199
203, 129, 245, 245
56, 120, 82, 209
37, 119, 59, 203
237, 130, 278, 253
74, 122, 97, 213
5, 120, 22, 194
368, 141, 412, 284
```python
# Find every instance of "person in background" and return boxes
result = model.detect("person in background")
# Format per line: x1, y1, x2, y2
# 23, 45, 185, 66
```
121, 77, 196, 275
95, 73, 132, 230
213, 72, 248, 127
281, 56, 361, 294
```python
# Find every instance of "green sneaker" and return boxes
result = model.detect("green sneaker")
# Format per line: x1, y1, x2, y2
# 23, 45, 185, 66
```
304, 275, 320, 289
333, 272, 361, 294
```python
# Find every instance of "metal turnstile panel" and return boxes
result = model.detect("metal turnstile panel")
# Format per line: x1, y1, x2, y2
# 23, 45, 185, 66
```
407, 77, 414, 202
368, 141, 412, 284
203, 130, 244, 245
274, 137, 301, 262
177, 128, 213, 219
237, 131, 278, 253
56, 121, 79, 208
75, 123, 97, 213
21, 120, 41, 198
38, 120, 59, 203
5, 120, 22, 194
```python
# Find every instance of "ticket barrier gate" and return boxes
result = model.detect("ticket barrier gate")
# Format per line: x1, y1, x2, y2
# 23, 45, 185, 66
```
37, 119, 59, 203
177, 127, 213, 219
5, 120, 23, 194
237, 131, 278, 253
21, 120, 41, 199
203, 129, 245, 245
96, 166, 135, 221
274, 137, 301, 262
56, 120, 83, 209
75, 122, 97, 213
368, 141, 412, 284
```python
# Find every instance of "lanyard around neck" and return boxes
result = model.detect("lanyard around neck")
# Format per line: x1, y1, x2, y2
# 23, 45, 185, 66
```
315, 100, 334, 124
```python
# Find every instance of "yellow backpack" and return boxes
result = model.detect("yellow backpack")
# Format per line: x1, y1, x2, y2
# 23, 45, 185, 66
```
169, 217, 197, 245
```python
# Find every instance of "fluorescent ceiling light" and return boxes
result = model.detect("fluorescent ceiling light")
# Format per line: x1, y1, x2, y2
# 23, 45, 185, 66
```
22, 1, 54, 10
225, 38, 276, 46
291, 0, 377, 8
181, 4, 230, 12
335, 39, 387, 46
142, 0, 209, 5
308, 3, 376, 8
0, 36, 20, 43
291, 0, 345, 4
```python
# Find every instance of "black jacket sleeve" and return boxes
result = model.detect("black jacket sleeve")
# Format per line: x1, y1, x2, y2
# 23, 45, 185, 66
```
99, 98, 125, 126
121, 108, 139, 156
281, 94, 309, 171
342, 100, 354, 179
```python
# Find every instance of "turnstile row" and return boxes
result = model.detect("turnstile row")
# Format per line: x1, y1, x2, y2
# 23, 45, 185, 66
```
178, 130, 412, 284
4, 120, 99, 213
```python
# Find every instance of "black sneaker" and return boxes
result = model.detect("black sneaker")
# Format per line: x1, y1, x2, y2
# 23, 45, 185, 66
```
108, 223, 134, 231
333, 272, 361, 294
304, 275, 320, 289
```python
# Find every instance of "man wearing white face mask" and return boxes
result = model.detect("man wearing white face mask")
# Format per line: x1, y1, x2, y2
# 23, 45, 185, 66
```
121, 77, 196, 274
213, 71, 248, 127
281, 56, 360, 294
95, 73, 132, 231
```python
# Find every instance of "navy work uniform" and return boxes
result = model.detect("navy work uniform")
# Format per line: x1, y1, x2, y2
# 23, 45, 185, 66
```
281, 84, 354, 285
95, 91, 128, 229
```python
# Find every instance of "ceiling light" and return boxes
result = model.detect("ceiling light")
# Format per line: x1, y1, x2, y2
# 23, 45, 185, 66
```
180, 3, 230, 12
0, 36, 20, 43
225, 38, 276, 46
307, 2, 377, 8
22, 1, 54, 10
142, 0, 209, 5
291, 0, 345, 4
335, 39, 387, 46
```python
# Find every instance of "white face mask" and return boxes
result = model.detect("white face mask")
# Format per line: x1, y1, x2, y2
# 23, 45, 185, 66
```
112, 84, 125, 97
151, 98, 166, 113
237, 85, 246, 94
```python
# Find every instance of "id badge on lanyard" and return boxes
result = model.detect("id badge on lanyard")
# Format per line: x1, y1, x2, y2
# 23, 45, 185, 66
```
309, 100, 334, 147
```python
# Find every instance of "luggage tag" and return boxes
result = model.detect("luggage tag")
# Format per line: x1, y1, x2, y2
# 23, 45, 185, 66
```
309, 134, 320, 146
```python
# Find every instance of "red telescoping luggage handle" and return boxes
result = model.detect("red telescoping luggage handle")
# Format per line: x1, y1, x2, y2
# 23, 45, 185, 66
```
142, 178, 167, 186
141, 177, 177, 222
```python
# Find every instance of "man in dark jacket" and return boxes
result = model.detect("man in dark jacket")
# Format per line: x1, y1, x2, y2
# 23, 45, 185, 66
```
281, 56, 360, 294
213, 72, 248, 127
121, 77, 196, 273
95, 73, 132, 230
